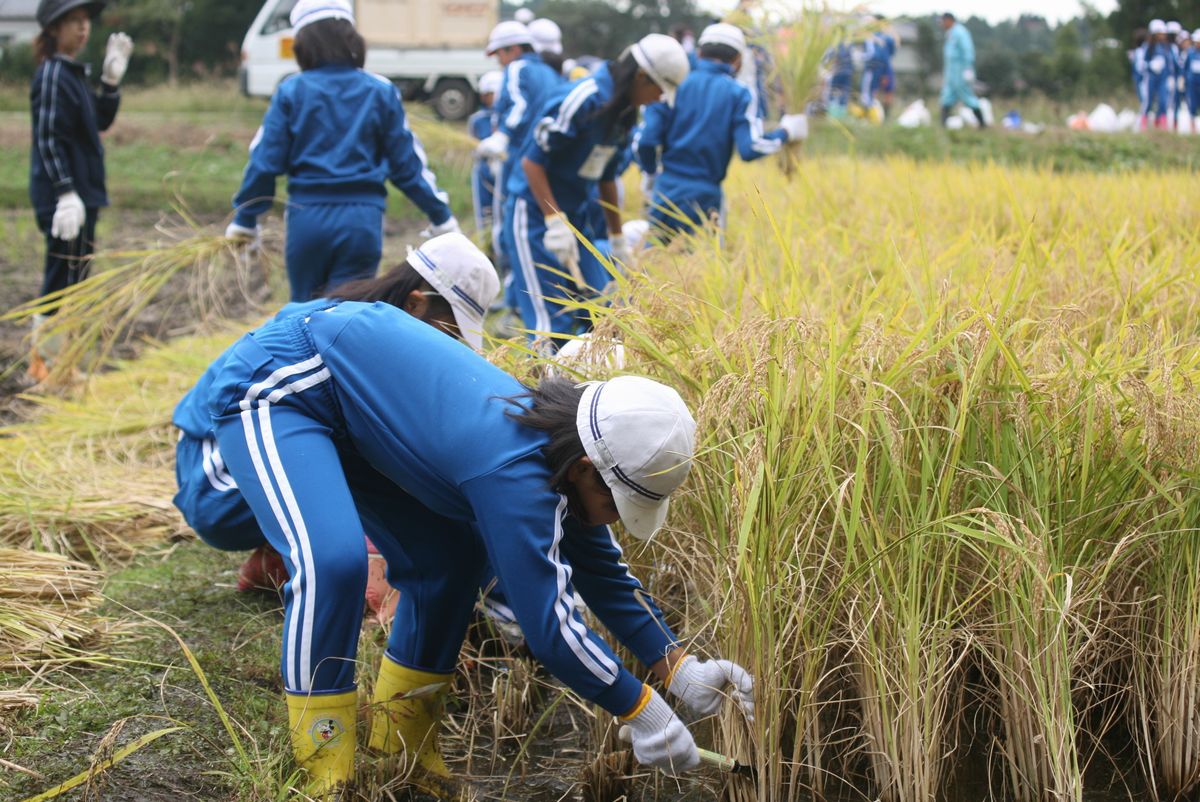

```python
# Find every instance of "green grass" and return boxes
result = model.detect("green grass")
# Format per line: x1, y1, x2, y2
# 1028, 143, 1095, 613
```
2, 539, 286, 799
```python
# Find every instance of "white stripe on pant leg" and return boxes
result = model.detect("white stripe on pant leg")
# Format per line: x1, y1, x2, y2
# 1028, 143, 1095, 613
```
240, 354, 325, 411
514, 198, 552, 334
202, 437, 237, 492
240, 408, 306, 690
209, 440, 237, 488
258, 402, 319, 691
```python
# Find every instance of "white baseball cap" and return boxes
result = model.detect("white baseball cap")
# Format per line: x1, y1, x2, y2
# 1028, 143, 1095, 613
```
1193, 28, 1200, 40
698, 23, 746, 55
290, 0, 353, 32
407, 233, 500, 352
1149, 19, 1166, 34
576, 376, 695, 540
487, 20, 534, 54
1168, 20, 1183, 34
514, 7, 535, 24
478, 70, 503, 96
1181, 29, 1192, 41
630, 34, 691, 106
529, 18, 564, 55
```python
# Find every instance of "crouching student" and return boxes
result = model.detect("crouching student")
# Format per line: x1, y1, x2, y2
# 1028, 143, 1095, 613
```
225, 0, 459, 302
172, 233, 498, 612
204, 296, 754, 794
635, 23, 806, 239
503, 33, 690, 349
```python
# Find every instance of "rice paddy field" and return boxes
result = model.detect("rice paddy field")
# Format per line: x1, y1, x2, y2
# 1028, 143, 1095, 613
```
2, 82, 1200, 801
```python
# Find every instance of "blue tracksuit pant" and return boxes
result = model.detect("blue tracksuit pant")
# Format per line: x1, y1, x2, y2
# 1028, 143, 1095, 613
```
501, 195, 609, 342
648, 174, 723, 237
173, 433, 264, 551
284, 202, 384, 302
209, 344, 485, 692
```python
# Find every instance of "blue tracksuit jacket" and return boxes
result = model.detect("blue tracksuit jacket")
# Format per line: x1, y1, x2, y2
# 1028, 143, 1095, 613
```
861, 33, 895, 104
29, 55, 120, 215
494, 52, 563, 194
206, 301, 677, 710
502, 65, 630, 339
232, 65, 450, 227
1186, 47, 1200, 114
635, 60, 787, 232
825, 43, 854, 106
468, 107, 496, 230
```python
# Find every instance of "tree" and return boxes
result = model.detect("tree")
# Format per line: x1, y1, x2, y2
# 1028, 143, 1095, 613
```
531, 0, 710, 58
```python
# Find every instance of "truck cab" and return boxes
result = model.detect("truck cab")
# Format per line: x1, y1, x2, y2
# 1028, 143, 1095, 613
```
239, 0, 497, 121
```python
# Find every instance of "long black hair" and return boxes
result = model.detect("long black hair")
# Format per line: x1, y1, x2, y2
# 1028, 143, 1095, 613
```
294, 18, 366, 70
323, 260, 452, 319
593, 49, 643, 139
505, 376, 586, 490
33, 30, 58, 64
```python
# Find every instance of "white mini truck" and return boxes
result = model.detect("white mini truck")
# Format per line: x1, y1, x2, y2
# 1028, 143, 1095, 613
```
239, 0, 497, 120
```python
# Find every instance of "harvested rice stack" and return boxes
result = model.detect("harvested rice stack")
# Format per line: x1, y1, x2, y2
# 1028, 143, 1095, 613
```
0, 548, 104, 671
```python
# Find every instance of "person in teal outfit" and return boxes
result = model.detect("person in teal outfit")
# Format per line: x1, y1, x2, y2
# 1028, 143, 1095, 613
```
939, 12, 986, 128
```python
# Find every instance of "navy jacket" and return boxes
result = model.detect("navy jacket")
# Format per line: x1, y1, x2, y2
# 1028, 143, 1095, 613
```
29, 55, 120, 214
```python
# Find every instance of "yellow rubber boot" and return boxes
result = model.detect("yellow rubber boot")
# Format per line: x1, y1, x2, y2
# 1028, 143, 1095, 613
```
286, 688, 357, 796
368, 656, 452, 768
369, 656, 473, 798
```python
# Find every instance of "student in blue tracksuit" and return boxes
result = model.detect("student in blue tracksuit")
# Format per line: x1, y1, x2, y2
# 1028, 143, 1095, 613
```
635, 24, 807, 238
173, 233, 498, 595
478, 21, 563, 312
824, 40, 854, 113
861, 28, 896, 113
26, 0, 132, 382
502, 34, 690, 348
226, 0, 458, 303
206, 300, 754, 791
468, 70, 503, 232
1130, 29, 1149, 108
1175, 30, 1191, 127
1186, 29, 1200, 129
1140, 20, 1174, 129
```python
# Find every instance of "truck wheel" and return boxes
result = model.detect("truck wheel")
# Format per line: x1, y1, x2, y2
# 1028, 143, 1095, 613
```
431, 79, 476, 122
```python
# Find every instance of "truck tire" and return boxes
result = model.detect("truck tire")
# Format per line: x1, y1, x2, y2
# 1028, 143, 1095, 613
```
431, 79, 476, 122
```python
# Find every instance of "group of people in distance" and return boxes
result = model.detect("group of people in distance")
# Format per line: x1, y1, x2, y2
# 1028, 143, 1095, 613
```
469, 15, 807, 344
822, 17, 899, 121
1130, 18, 1200, 131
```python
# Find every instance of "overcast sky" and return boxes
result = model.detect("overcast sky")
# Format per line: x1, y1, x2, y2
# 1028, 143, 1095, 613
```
867, 0, 1117, 24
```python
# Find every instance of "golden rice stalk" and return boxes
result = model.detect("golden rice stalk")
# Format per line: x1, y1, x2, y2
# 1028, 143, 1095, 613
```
0, 547, 106, 672
1, 220, 274, 385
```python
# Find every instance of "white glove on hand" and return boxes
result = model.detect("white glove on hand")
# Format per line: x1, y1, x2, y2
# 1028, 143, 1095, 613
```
780, 113, 809, 142
476, 131, 510, 161
102, 33, 133, 86
962, 68, 976, 83
224, 221, 261, 251
51, 191, 85, 241
640, 171, 656, 197
543, 213, 580, 276
421, 216, 462, 239
666, 655, 755, 721
608, 233, 634, 266
617, 687, 700, 776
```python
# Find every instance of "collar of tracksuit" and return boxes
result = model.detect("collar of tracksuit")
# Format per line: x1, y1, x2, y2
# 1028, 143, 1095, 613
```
697, 59, 734, 76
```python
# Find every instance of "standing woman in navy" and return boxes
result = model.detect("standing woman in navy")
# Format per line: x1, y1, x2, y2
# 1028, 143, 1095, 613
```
226, 0, 460, 303
27, 0, 132, 382
502, 34, 690, 349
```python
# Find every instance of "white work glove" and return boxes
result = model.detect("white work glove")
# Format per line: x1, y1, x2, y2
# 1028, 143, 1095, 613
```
617, 687, 700, 776
102, 33, 133, 86
224, 220, 261, 252
962, 68, 976, 83
779, 113, 809, 142
608, 233, 634, 266
543, 212, 581, 277
640, 171, 656, 197
50, 191, 85, 241
420, 216, 462, 239
666, 655, 755, 722
476, 130, 510, 161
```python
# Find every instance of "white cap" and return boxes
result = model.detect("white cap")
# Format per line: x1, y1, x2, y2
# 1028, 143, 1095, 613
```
576, 376, 695, 540
529, 18, 563, 55
487, 21, 534, 54
290, 0, 353, 32
630, 33, 691, 106
514, 7, 535, 24
1181, 29, 1192, 40
1193, 28, 1200, 40
1150, 19, 1166, 33
406, 233, 500, 352
698, 22, 746, 55
1168, 20, 1183, 34
478, 69, 503, 96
